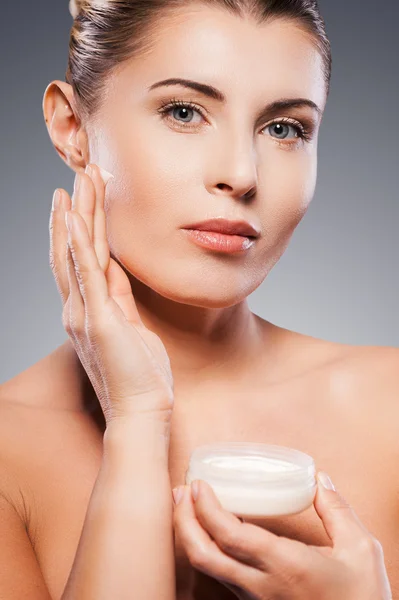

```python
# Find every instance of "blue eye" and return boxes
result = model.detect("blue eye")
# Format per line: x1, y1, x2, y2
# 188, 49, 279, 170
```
267, 122, 300, 140
158, 100, 205, 126
158, 100, 311, 142
172, 106, 197, 123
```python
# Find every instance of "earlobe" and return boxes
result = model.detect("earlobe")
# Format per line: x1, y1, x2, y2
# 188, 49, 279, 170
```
42, 79, 87, 172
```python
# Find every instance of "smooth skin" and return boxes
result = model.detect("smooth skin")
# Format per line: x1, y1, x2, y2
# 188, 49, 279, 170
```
62, 163, 392, 599
0, 4, 398, 599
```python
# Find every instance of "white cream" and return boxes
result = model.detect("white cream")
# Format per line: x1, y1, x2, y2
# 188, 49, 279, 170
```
185, 443, 316, 518
98, 166, 114, 186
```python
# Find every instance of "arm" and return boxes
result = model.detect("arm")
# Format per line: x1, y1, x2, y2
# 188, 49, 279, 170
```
47, 164, 176, 598
61, 415, 175, 600
0, 413, 175, 600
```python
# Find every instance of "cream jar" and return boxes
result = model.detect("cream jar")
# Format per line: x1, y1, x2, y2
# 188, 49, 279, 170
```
185, 442, 316, 518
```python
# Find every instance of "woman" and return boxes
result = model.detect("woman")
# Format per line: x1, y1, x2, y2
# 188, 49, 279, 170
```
0, 0, 395, 598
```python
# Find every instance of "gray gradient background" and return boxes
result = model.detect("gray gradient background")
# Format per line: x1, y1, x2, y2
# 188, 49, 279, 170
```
0, 0, 398, 384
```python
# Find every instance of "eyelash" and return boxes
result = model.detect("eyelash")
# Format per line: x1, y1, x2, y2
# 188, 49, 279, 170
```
157, 97, 313, 145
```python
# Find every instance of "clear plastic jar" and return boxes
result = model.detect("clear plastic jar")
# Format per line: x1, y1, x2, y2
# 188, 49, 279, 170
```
185, 442, 316, 518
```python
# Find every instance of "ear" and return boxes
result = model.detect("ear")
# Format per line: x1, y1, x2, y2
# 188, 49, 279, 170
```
42, 80, 88, 174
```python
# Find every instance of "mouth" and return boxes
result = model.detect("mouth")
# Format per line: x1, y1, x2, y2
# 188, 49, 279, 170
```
182, 218, 260, 238
183, 230, 255, 254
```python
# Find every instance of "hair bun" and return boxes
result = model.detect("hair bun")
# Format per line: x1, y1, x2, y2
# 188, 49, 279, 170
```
69, 0, 85, 19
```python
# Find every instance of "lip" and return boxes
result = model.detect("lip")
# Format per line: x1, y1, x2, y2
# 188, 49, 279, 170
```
183, 230, 255, 254
182, 218, 260, 238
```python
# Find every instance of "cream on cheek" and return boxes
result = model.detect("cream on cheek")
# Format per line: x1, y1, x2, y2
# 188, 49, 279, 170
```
98, 166, 114, 186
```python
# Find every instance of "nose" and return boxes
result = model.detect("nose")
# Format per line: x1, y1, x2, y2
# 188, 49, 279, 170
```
205, 133, 258, 202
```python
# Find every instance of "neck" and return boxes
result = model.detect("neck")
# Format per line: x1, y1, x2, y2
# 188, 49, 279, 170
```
58, 277, 273, 418
128, 276, 266, 385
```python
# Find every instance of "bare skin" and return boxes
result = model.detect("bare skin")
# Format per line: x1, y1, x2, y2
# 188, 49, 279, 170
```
1, 332, 398, 599
0, 4, 397, 599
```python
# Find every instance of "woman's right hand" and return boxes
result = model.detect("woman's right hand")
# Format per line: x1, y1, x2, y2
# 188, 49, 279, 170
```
49, 163, 174, 427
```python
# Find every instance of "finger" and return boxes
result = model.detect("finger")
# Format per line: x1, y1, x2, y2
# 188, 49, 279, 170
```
314, 472, 371, 549
191, 479, 285, 571
84, 164, 142, 324
173, 486, 262, 592
65, 232, 85, 335
85, 163, 111, 273
72, 171, 96, 241
103, 259, 145, 326
49, 188, 72, 305
65, 209, 112, 320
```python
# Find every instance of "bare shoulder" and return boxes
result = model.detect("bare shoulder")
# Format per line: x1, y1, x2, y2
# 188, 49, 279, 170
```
326, 342, 399, 400
332, 343, 399, 433
283, 326, 399, 442
270, 320, 399, 386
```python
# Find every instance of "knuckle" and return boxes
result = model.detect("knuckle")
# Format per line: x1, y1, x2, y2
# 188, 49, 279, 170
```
331, 495, 352, 511
73, 322, 85, 337
77, 262, 103, 292
70, 310, 84, 334
187, 544, 208, 570
63, 321, 73, 336
62, 309, 72, 334
372, 538, 384, 555
218, 529, 241, 555
63, 308, 84, 338
357, 535, 382, 557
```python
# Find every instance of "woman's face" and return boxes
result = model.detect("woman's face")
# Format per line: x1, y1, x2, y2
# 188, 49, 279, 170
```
88, 4, 326, 308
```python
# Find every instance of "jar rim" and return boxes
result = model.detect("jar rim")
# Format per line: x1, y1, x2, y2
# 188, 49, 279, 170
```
186, 442, 316, 487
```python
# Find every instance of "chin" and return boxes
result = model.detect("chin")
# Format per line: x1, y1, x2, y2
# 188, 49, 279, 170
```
114, 246, 280, 309
143, 270, 268, 309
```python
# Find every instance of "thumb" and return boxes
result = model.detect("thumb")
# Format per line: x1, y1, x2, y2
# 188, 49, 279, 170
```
314, 471, 369, 548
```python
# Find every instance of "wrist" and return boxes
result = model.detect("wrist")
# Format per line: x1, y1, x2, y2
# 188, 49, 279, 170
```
105, 392, 174, 428
104, 413, 171, 463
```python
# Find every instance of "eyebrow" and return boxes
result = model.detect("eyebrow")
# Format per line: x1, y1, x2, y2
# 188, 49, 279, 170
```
148, 77, 322, 117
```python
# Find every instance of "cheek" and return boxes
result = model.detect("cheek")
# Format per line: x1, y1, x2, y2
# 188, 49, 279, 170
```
105, 127, 203, 224
260, 149, 317, 241
103, 135, 202, 282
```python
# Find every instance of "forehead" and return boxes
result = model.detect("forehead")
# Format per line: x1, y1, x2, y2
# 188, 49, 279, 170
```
115, 4, 326, 109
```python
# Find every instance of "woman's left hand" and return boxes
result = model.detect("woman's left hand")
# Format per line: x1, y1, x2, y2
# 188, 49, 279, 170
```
172, 472, 392, 600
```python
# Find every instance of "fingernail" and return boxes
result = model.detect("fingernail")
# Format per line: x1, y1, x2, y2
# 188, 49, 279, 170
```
172, 486, 185, 505
52, 189, 62, 210
318, 471, 335, 491
191, 480, 199, 501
